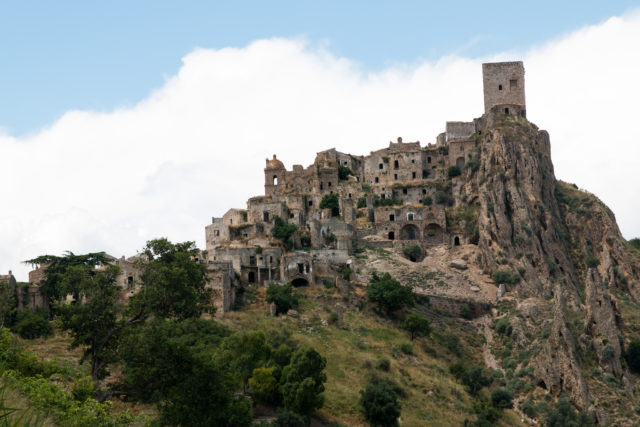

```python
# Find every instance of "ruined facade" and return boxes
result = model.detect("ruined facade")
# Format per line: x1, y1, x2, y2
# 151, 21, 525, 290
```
203, 61, 527, 312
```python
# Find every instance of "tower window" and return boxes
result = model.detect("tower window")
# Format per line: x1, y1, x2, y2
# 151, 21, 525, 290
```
498, 84, 503, 91
412, 172, 416, 179
394, 174, 398, 180
389, 214, 395, 221
403, 188, 407, 195
273, 175, 278, 185
394, 160, 399, 169
505, 107, 510, 114
375, 177, 379, 183
427, 157, 431, 164
379, 163, 383, 170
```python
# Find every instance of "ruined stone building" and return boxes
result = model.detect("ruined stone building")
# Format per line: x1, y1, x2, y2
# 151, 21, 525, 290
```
203, 61, 527, 314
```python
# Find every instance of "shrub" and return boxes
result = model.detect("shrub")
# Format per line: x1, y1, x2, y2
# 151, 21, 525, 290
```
461, 367, 492, 395
421, 196, 433, 206
402, 245, 422, 262
271, 216, 297, 246
602, 344, 615, 360
460, 304, 472, 320
71, 376, 94, 402
249, 366, 280, 404
466, 156, 480, 172
266, 283, 298, 315
338, 166, 354, 181
434, 191, 454, 206
375, 357, 391, 372
520, 399, 537, 417
490, 388, 513, 409
328, 312, 339, 325
447, 166, 462, 178
367, 272, 414, 315
624, 340, 640, 372
629, 238, 640, 251
492, 269, 518, 285
319, 194, 340, 217
276, 409, 307, 427
357, 197, 367, 208
360, 381, 401, 427
403, 313, 431, 340
585, 254, 600, 268
12, 310, 53, 339
494, 318, 512, 336
544, 395, 595, 427
399, 343, 413, 355
374, 197, 401, 207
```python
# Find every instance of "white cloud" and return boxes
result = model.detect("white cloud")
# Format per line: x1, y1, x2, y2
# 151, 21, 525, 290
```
2, 11, 640, 280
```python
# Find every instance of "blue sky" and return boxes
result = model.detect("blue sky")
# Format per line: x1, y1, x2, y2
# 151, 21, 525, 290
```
1, 0, 639, 135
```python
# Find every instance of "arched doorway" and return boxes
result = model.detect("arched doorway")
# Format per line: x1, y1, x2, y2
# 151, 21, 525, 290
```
454, 236, 460, 246
248, 272, 255, 283
400, 224, 419, 240
292, 277, 309, 287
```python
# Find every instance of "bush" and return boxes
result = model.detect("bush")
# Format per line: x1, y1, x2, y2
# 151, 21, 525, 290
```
71, 377, 95, 402
399, 343, 413, 355
520, 399, 538, 417
319, 194, 340, 217
421, 196, 433, 206
491, 269, 519, 285
276, 409, 307, 427
266, 283, 299, 315
402, 245, 422, 262
374, 197, 401, 207
460, 304, 472, 320
629, 238, 640, 251
357, 197, 367, 208
544, 395, 595, 427
403, 313, 431, 340
624, 340, 640, 372
338, 166, 354, 181
490, 388, 513, 409
585, 254, 600, 268
12, 310, 53, 339
602, 343, 615, 360
494, 318, 512, 336
447, 166, 462, 178
249, 366, 280, 405
360, 381, 401, 427
367, 272, 414, 315
434, 191, 454, 206
271, 216, 298, 246
466, 156, 480, 172
461, 367, 492, 395
375, 357, 391, 372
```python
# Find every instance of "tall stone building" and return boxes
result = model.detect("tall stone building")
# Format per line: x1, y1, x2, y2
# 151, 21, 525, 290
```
482, 61, 526, 116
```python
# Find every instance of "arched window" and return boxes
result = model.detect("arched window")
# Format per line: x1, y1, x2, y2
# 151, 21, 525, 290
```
273, 175, 278, 185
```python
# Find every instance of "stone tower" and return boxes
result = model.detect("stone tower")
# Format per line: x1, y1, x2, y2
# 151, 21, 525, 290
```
482, 61, 525, 115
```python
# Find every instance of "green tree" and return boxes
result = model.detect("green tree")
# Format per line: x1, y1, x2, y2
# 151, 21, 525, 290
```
448, 165, 462, 177
402, 313, 431, 340
12, 309, 53, 339
280, 346, 327, 416
338, 166, 354, 180
319, 193, 340, 217
367, 271, 414, 315
490, 388, 513, 409
544, 395, 595, 427
249, 366, 280, 404
266, 283, 298, 315
461, 367, 492, 396
215, 330, 271, 392
360, 380, 401, 427
271, 216, 298, 247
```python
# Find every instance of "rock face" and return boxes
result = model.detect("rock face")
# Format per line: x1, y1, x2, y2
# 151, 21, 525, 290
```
457, 113, 640, 417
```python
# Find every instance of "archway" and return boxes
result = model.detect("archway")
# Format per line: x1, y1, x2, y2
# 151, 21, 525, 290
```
273, 175, 278, 185
400, 224, 419, 240
248, 271, 255, 283
424, 223, 443, 244
454, 236, 460, 246
292, 277, 309, 287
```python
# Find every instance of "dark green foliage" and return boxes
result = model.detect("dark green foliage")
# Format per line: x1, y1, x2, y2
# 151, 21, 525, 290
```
460, 304, 472, 320
490, 388, 513, 409
375, 357, 391, 371
132, 238, 213, 320
465, 398, 501, 427
338, 166, 354, 181
403, 313, 431, 340
585, 254, 600, 268
466, 156, 480, 172
374, 197, 401, 207
216, 330, 271, 392
276, 409, 307, 427
0, 280, 16, 328
357, 197, 367, 208
491, 269, 519, 285
494, 318, 512, 336
12, 309, 53, 339
299, 235, 311, 248
629, 238, 640, 251
447, 166, 462, 178
399, 343, 413, 355
266, 283, 299, 315
434, 191, 454, 206
544, 395, 595, 427
24, 251, 112, 307
360, 380, 401, 427
319, 193, 340, 217
402, 244, 421, 262
367, 271, 414, 315
271, 216, 298, 246
280, 346, 327, 416
461, 367, 492, 395
624, 340, 640, 373
340, 266, 352, 281
421, 196, 432, 206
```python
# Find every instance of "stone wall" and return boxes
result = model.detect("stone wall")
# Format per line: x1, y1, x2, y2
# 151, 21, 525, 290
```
482, 61, 525, 114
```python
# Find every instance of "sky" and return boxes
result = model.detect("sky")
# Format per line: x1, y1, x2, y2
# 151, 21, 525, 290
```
1, 2, 640, 280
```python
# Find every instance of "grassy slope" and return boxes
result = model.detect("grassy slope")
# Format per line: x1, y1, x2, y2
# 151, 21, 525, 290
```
225, 284, 524, 426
